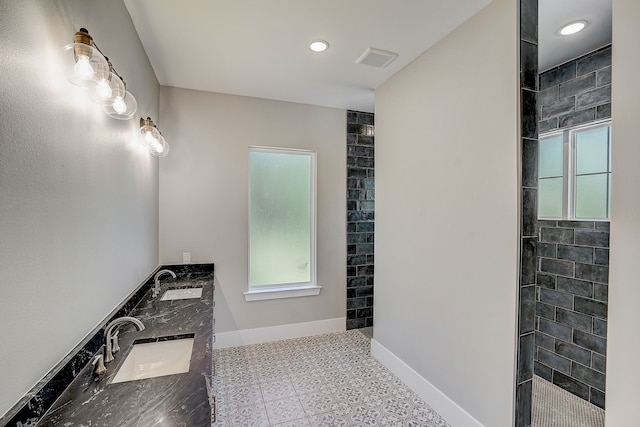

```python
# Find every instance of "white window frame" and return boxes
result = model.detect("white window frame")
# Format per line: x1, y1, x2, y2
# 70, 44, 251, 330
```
538, 120, 612, 221
244, 146, 320, 302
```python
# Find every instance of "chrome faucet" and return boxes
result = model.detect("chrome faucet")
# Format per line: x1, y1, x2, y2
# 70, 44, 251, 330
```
153, 269, 176, 298
103, 316, 145, 363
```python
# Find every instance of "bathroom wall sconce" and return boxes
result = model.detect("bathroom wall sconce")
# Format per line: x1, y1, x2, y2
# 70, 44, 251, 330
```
103, 81, 138, 120
89, 59, 123, 103
140, 117, 170, 157
63, 29, 108, 87
64, 28, 137, 119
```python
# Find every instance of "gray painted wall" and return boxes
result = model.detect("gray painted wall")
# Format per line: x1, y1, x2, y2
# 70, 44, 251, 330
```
374, 0, 519, 425
0, 0, 160, 417
606, 0, 640, 423
158, 87, 346, 333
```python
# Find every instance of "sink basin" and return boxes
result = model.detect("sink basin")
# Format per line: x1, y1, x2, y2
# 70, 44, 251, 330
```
161, 287, 203, 301
111, 337, 194, 383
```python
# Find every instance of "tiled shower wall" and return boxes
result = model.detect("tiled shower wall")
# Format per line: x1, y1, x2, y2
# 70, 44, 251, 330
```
346, 110, 374, 330
538, 45, 611, 134
535, 221, 609, 408
516, 0, 538, 425
533, 47, 611, 410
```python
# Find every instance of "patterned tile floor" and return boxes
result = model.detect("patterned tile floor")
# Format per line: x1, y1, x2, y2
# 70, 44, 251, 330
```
212, 329, 450, 426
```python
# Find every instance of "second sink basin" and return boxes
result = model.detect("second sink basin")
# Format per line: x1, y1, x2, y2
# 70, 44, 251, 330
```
161, 287, 203, 301
111, 337, 194, 383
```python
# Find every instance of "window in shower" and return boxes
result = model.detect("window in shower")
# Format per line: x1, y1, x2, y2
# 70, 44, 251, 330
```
245, 146, 320, 301
538, 121, 612, 220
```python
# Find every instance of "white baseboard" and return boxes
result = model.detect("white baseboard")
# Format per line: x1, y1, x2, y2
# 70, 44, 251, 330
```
371, 339, 484, 427
214, 317, 346, 349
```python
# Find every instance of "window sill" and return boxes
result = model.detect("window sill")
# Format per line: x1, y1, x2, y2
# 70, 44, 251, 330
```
538, 217, 610, 222
243, 285, 322, 302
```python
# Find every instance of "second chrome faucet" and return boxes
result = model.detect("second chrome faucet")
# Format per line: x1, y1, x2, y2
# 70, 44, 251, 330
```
153, 269, 176, 298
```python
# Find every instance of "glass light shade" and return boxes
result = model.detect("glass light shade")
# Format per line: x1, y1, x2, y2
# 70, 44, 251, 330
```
90, 70, 125, 105
140, 119, 170, 157
103, 90, 137, 120
95, 79, 112, 99
148, 133, 170, 157
63, 42, 108, 87
88, 58, 121, 102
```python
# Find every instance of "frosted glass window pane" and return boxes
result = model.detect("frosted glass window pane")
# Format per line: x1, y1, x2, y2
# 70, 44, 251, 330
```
539, 177, 563, 218
575, 174, 608, 219
249, 151, 311, 287
539, 135, 563, 178
608, 176, 612, 218
576, 127, 609, 174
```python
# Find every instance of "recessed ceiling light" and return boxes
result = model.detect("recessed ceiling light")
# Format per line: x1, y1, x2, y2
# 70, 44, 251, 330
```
309, 40, 329, 52
559, 21, 587, 36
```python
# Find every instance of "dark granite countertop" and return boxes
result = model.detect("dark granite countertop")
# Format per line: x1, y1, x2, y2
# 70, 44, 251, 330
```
36, 273, 214, 427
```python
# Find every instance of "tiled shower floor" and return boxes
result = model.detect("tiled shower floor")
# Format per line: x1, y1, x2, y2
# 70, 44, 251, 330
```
212, 329, 450, 426
532, 375, 605, 427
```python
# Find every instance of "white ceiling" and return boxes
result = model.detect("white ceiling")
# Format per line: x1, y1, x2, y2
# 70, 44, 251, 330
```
123, 0, 492, 113
124, 0, 612, 113
539, 0, 612, 72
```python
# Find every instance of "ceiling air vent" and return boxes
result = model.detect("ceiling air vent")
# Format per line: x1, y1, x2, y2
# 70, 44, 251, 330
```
355, 47, 398, 68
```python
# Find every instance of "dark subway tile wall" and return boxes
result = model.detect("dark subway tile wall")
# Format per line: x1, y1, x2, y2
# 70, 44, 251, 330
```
516, 0, 538, 424
535, 221, 609, 409
532, 46, 612, 411
538, 45, 611, 134
346, 111, 374, 330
